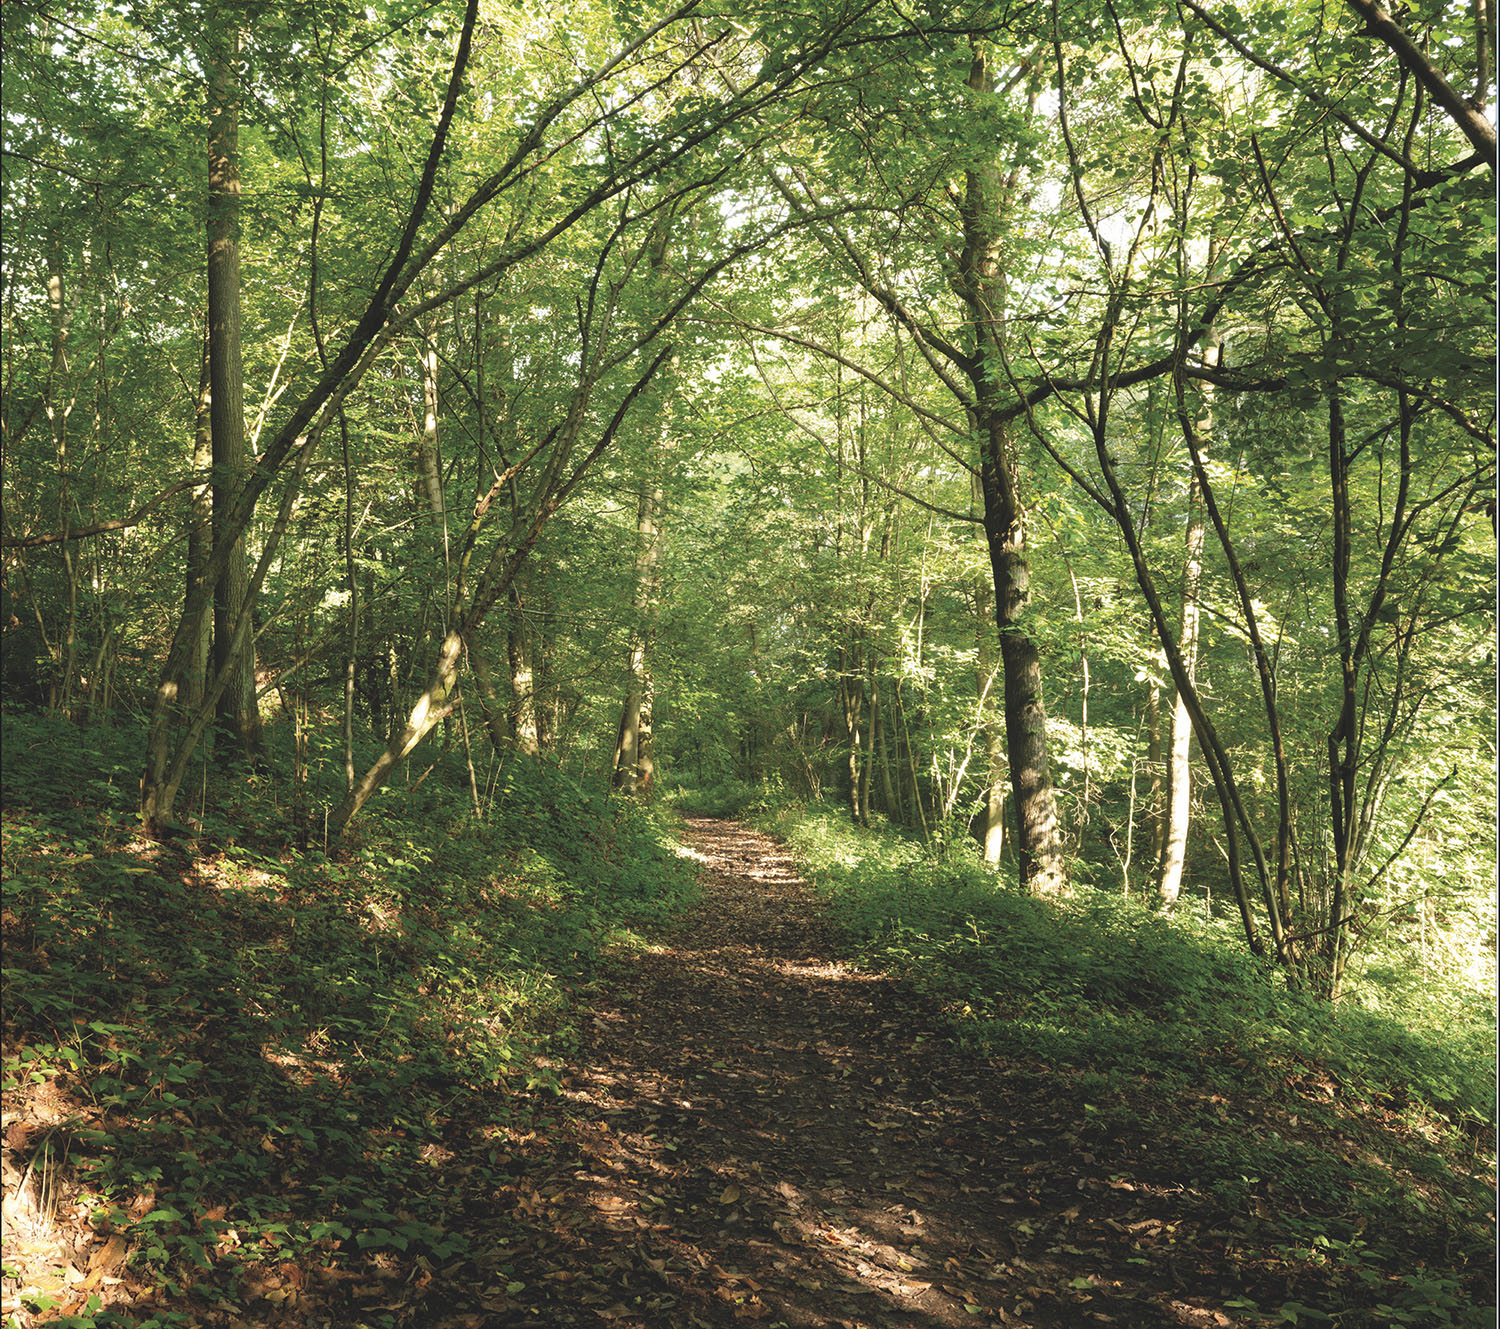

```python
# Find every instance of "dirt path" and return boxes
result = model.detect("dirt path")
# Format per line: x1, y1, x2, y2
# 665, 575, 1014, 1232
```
472, 817, 1237, 1328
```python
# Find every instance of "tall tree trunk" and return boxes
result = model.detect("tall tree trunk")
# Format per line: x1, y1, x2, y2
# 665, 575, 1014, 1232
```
978, 426, 1064, 892
340, 414, 359, 793
872, 675, 898, 819
412, 322, 453, 751
959, 45, 1064, 893
973, 576, 1006, 866
613, 229, 675, 796
838, 649, 865, 823
207, 23, 262, 762
45, 245, 81, 716
467, 636, 511, 749
416, 323, 447, 534
185, 336, 214, 715
1325, 381, 1357, 997
612, 477, 663, 792
858, 656, 875, 825
1158, 337, 1215, 905
509, 592, 540, 757
1145, 660, 1164, 873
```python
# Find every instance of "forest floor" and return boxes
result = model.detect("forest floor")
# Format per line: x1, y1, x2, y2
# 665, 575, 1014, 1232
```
408, 817, 1311, 1329
4, 809, 1489, 1328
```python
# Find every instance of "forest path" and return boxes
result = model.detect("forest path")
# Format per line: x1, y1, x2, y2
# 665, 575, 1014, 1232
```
478, 817, 1235, 1329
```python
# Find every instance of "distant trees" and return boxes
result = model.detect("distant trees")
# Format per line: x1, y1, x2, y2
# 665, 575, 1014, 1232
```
1, 0, 1490, 994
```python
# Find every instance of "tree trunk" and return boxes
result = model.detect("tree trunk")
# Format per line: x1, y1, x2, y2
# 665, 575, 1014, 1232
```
416, 323, 447, 534
339, 415, 359, 793
1159, 336, 1216, 905
839, 650, 864, 823
185, 335, 214, 715
44, 245, 77, 715
959, 45, 1064, 893
858, 656, 874, 825
1144, 660, 1164, 876
612, 475, 663, 792
872, 675, 898, 819
207, 23, 262, 762
509, 595, 541, 757
1157, 499, 1205, 905
973, 577, 1006, 866
983, 466, 1064, 893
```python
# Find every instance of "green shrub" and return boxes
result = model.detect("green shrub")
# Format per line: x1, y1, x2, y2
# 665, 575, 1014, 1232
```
764, 799, 1495, 1267
0, 707, 697, 1314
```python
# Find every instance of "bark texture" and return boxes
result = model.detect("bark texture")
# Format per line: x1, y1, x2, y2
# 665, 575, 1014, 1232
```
207, 25, 262, 761
958, 44, 1064, 893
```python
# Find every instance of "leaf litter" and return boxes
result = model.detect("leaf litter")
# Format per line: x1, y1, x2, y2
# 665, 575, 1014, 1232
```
6, 814, 1487, 1327
463, 817, 1289, 1327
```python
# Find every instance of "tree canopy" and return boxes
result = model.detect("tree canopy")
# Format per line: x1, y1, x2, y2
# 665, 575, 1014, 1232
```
1, 0, 1494, 1320
4, 0, 1493, 985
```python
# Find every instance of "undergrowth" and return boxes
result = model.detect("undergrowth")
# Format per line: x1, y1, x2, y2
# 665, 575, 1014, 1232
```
0, 707, 695, 1328
763, 800, 1497, 1328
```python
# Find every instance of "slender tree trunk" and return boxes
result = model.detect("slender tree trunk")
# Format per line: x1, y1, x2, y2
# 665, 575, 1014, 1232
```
44, 245, 77, 715
509, 594, 540, 757
207, 23, 262, 762
1326, 381, 1357, 996
415, 323, 447, 533
340, 415, 359, 793
973, 578, 1006, 865
859, 657, 874, 825
1158, 343, 1214, 904
468, 637, 511, 749
411, 321, 454, 752
838, 649, 865, 823
872, 675, 898, 819
613, 478, 663, 791
1145, 661, 1164, 872
185, 336, 214, 715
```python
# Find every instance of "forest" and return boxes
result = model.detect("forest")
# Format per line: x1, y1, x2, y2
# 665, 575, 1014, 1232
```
1, 0, 1495, 1324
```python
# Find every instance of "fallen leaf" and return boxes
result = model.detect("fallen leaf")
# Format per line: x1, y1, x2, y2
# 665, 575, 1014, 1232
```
81, 1235, 129, 1291
720, 1184, 742, 1205
5, 1120, 33, 1152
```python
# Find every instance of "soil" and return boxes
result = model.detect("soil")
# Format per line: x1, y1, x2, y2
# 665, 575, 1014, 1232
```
464, 817, 1246, 1328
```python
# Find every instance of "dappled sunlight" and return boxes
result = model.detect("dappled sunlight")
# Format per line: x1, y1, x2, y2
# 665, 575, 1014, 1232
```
3, 704, 1489, 1327
491, 815, 1262, 1327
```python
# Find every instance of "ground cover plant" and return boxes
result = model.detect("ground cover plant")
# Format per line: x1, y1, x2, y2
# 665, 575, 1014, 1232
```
3, 0, 1494, 1320
762, 799, 1497, 1326
0, 709, 696, 1327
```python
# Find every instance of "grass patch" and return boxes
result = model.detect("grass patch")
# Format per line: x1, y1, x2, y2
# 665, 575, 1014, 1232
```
764, 801, 1496, 1327
1, 707, 695, 1327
